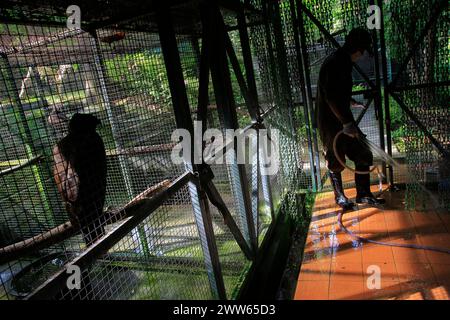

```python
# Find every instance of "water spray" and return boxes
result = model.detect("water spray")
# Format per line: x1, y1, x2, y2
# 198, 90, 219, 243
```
333, 130, 450, 255
332, 130, 399, 192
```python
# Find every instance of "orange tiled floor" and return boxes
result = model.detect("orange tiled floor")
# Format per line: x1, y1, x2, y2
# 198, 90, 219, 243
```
294, 185, 450, 300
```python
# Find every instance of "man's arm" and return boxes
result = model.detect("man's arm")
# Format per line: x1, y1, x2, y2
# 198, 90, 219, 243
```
322, 63, 359, 137
326, 100, 359, 138
322, 61, 355, 123
326, 100, 355, 125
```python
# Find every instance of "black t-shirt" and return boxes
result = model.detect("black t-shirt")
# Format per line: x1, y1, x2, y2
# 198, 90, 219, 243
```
315, 48, 355, 148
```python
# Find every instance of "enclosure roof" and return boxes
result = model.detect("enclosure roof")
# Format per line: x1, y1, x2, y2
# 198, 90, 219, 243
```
0, 1, 184, 28
0, 0, 257, 31
0, 0, 261, 62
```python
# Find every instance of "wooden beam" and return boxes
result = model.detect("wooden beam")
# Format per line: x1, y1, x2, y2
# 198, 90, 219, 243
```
0, 179, 171, 264
26, 171, 191, 300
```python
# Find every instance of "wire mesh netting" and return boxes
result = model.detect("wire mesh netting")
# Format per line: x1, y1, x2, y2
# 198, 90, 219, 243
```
0, 0, 308, 300
0, 0, 448, 301
53, 184, 215, 300
266, 0, 449, 211
0, 21, 203, 299
385, 0, 449, 211
296, 0, 385, 190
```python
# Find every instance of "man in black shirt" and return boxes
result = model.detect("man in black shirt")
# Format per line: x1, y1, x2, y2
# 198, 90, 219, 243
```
316, 28, 385, 210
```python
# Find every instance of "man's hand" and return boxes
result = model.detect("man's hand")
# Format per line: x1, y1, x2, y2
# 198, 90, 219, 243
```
343, 122, 360, 139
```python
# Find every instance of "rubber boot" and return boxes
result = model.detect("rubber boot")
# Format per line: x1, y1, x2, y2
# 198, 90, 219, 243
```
355, 172, 385, 205
329, 171, 355, 210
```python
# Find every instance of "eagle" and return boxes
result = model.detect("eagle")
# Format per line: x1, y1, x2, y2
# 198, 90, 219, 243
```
53, 113, 107, 247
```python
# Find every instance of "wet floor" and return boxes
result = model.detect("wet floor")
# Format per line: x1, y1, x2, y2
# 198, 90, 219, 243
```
294, 185, 450, 300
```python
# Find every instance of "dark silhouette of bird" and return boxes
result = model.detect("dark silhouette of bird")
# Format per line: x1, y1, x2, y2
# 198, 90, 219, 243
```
53, 113, 107, 247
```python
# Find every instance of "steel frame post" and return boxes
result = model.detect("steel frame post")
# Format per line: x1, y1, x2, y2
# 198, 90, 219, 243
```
223, 33, 259, 121
297, 0, 323, 190
237, 10, 258, 110
0, 54, 53, 225
205, 3, 258, 253
90, 32, 152, 259
196, 22, 210, 135
196, 11, 254, 259
292, 0, 318, 191
268, 0, 306, 191
261, 1, 280, 106
156, 3, 227, 299
188, 174, 227, 299
238, 10, 259, 238
377, 0, 394, 186
236, 8, 274, 220
90, 34, 134, 199
258, 143, 275, 220
369, 0, 387, 181
250, 131, 260, 242
258, 124, 275, 220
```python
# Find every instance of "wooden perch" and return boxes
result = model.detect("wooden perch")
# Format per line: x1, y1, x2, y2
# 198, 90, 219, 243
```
0, 179, 171, 264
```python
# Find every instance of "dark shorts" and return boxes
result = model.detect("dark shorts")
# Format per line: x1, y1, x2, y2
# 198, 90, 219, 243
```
324, 134, 373, 173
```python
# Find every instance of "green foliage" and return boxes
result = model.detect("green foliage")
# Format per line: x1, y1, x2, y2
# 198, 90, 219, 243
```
388, 95, 406, 153
104, 51, 173, 106
103, 38, 249, 125
295, 107, 308, 139
228, 31, 246, 107
106, 53, 196, 103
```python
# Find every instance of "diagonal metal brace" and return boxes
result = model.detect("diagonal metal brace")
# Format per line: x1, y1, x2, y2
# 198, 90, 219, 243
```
197, 164, 255, 260
223, 28, 260, 121
298, 2, 376, 91
355, 97, 374, 125
389, 0, 447, 89
389, 90, 449, 158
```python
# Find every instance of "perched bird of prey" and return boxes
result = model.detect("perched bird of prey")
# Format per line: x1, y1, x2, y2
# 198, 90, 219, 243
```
53, 113, 107, 247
